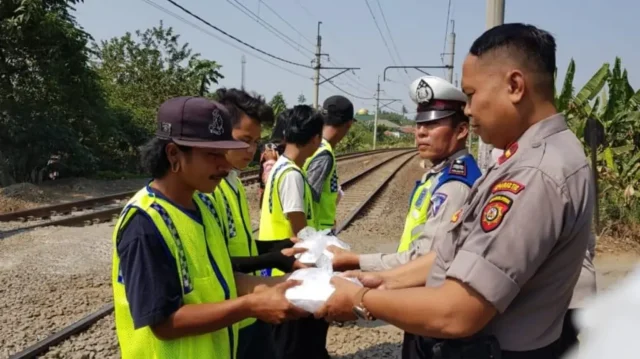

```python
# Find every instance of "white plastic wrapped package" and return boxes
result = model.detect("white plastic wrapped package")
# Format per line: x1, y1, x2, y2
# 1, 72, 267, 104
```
563, 264, 640, 359
284, 268, 363, 313
293, 227, 351, 271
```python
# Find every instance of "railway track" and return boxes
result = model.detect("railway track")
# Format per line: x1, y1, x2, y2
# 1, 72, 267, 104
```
6, 149, 416, 359
0, 148, 410, 240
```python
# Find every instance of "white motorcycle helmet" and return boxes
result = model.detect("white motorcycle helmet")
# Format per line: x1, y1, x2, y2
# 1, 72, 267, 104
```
408, 76, 467, 123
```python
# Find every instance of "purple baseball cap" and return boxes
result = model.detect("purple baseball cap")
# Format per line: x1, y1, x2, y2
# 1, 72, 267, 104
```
155, 96, 249, 149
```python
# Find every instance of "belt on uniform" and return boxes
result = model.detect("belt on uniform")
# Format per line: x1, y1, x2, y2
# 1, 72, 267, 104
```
405, 335, 562, 359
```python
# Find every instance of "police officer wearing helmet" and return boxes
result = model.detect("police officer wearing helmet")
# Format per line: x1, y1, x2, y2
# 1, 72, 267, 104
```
315, 23, 595, 359
328, 75, 481, 358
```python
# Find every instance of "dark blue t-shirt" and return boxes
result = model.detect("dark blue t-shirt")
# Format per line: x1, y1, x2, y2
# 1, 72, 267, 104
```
116, 189, 202, 329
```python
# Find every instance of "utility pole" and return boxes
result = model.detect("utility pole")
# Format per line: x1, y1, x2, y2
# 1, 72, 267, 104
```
312, 21, 360, 109
373, 76, 401, 149
477, 0, 505, 172
446, 20, 456, 83
241, 55, 246, 90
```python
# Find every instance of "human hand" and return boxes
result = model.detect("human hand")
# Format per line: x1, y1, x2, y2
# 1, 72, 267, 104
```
290, 236, 301, 244
342, 270, 398, 290
327, 245, 360, 271
314, 276, 362, 322
249, 280, 309, 324
281, 247, 306, 257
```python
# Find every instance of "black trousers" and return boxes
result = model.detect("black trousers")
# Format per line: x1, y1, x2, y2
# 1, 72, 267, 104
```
401, 331, 565, 359
238, 320, 277, 359
272, 316, 330, 359
557, 309, 579, 357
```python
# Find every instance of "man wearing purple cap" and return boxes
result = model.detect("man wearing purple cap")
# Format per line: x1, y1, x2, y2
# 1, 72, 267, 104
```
111, 96, 307, 359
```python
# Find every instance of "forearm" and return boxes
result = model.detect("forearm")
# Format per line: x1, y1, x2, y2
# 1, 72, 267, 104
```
235, 272, 288, 296
152, 297, 252, 340
359, 250, 413, 272
286, 212, 307, 235
255, 239, 295, 254
383, 251, 436, 289
363, 279, 495, 338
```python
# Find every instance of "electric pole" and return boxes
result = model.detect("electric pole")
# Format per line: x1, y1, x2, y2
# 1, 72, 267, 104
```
373, 76, 401, 149
241, 55, 246, 90
477, 0, 505, 172
312, 21, 360, 109
446, 20, 456, 83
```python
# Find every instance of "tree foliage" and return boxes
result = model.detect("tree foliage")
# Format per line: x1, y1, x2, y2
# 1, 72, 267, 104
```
0, 0, 109, 185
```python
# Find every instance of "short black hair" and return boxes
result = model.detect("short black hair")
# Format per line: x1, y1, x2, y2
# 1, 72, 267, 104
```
215, 88, 274, 127
270, 112, 289, 144
280, 105, 324, 145
469, 23, 556, 98
140, 138, 191, 179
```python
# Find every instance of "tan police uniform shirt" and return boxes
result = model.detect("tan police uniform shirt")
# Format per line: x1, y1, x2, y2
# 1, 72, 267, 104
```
427, 114, 595, 351
359, 149, 472, 271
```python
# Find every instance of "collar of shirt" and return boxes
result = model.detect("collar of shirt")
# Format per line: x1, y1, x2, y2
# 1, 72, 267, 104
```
226, 169, 240, 192
495, 113, 567, 167
429, 148, 470, 174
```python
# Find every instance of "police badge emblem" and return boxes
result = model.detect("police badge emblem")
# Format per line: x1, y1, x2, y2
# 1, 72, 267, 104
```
415, 79, 434, 104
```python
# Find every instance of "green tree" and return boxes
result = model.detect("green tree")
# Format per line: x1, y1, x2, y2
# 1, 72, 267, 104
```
0, 0, 109, 185
298, 93, 306, 104
269, 92, 287, 119
91, 21, 224, 171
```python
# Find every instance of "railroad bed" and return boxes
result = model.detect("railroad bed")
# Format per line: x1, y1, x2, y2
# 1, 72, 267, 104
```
0, 149, 422, 359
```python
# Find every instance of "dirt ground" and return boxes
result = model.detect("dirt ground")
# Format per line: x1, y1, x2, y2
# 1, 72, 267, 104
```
1, 152, 639, 358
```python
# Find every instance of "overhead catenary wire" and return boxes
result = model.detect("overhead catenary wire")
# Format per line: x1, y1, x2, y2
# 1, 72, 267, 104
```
375, 0, 410, 80
225, 0, 315, 57
364, 0, 400, 69
164, 0, 313, 69
140, 0, 310, 80
258, 0, 316, 48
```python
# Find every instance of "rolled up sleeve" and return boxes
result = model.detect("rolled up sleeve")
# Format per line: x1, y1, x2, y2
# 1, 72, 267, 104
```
446, 168, 566, 313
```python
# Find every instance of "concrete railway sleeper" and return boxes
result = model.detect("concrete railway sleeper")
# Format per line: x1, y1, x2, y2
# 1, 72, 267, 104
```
5, 150, 416, 359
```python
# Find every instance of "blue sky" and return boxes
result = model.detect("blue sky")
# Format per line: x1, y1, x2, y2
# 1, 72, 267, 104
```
74, 0, 639, 115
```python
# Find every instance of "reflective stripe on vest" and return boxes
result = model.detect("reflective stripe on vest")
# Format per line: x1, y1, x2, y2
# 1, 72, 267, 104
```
214, 177, 259, 329
397, 154, 482, 253
397, 177, 434, 252
258, 158, 316, 277
112, 187, 239, 359
303, 138, 338, 229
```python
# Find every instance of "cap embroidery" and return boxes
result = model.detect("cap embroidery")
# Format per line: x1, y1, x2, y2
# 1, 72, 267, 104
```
159, 122, 172, 135
415, 79, 434, 104
209, 108, 224, 135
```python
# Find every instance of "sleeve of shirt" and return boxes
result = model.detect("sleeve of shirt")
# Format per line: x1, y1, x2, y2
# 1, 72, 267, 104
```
230, 252, 295, 273
305, 152, 334, 202
359, 181, 471, 271
116, 212, 183, 329
278, 170, 306, 214
445, 167, 566, 313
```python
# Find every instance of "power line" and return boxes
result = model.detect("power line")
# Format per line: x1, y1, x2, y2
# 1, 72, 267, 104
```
320, 74, 375, 100
141, 0, 310, 79
375, 0, 409, 79
164, 0, 313, 69
225, 0, 315, 57
364, 0, 400, 69
259, 0, 316, 48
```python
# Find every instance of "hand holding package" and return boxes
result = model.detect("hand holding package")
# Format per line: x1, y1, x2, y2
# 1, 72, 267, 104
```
284, 268, 362, 313
293, 227, 350, 269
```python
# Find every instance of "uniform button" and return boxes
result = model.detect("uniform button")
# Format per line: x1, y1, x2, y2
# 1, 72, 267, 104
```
532, 141, 541, 148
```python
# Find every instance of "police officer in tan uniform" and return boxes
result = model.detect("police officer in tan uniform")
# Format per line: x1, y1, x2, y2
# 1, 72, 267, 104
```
315, 23, 595, 359
330, 76, 481, 272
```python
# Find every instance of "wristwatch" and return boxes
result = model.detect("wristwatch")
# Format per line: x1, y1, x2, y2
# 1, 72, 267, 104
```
352, 287, 376, 321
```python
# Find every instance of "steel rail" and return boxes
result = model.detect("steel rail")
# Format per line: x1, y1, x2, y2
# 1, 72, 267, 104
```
6, 149, 416, 359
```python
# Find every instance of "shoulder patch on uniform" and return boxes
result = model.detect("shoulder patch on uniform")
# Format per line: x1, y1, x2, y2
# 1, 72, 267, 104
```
428, 192, 448, 217
480, 195, 513, 232
449, 159, 467, 176
491, 181, 525, 195
450, 208, 463, 223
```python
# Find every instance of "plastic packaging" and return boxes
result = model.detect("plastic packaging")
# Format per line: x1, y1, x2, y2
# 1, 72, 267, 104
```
284, 268, 362, 313
293, 227, 351, 271
564, 264, 640, 359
